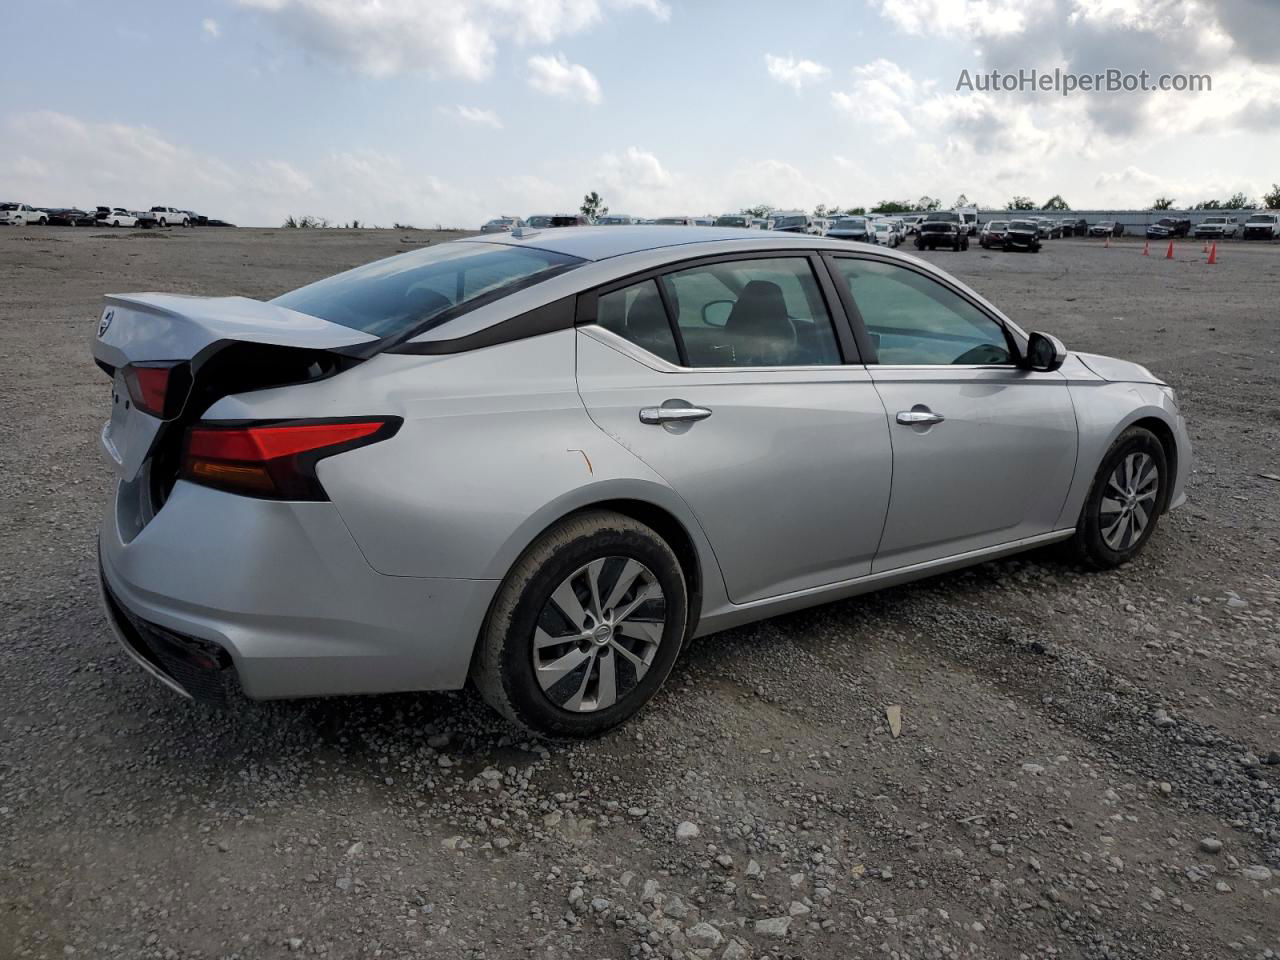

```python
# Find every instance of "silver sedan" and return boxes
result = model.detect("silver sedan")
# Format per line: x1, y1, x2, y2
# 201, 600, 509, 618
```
93, 226, 1190, 737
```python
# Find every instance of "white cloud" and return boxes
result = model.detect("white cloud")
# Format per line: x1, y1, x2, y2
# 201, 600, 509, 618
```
201, 17, 221, 39
452, 105, 504, 129
236, 0, 663, 80
611, 0, 671, 21
764, 54, 830, 91
868, 0, 1043, 39
831, 59, 922, 136
526, 53, 602, 104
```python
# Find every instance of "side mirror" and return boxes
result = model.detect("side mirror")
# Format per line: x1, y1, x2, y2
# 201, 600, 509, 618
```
1024, 331, 1067, 372
702, 300, 734, 327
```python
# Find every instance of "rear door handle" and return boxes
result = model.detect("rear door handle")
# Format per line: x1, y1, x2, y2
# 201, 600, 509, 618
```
639, 404, 713, 425
896, 409, 945, 425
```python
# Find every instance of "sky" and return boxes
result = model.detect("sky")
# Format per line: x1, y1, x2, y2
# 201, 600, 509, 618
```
2, 0, 1279, 227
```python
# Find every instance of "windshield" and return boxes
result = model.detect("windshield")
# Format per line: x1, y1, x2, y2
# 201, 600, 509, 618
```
0, 203, 17, 211
987, 221, 1008, 230
654, 217, 688, 225
1204, 217, 1225, 224
273, 242, 584, 338
1097, 221, 1114, 227
772, 215, 807, 229
1010, 220, 1036, 230
926, 212, 960, 223
1247, 215, 1275, 223
832, 218, 865, 228
714, 216, 748, 227
526, 216, 552, 227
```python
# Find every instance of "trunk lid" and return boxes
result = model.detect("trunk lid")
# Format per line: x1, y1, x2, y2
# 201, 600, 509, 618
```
93, 293, 377, 481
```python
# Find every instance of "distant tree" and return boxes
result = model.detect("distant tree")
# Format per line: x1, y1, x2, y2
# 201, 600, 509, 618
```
580, 191, 608, 221
953, 193, 970, 209
1043, 194, 1070, 210
845, 206, 867, 215
1193, 199, 1221, 210
916, 195, 942, 211
283, 214, 330, 228
1265, 184, 1280, 209
392, 222, 418, 230
1005, 196, 1035, 210
870, 199, 913, 213
1152, 196, 1176, 210
1224, 192, 1254, 209
741, 204, 776, 218
813, 204, 832, 218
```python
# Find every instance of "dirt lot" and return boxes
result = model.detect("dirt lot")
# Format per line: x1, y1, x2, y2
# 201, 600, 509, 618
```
1, 226, 1277, 960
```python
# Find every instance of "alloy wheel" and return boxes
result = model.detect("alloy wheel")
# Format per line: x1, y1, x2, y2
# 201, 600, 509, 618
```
533, 557, 666, 712
1100, 452, 1159, 551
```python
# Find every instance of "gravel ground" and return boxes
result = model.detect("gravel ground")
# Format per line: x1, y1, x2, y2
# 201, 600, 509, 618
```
1, 226, 1277, 960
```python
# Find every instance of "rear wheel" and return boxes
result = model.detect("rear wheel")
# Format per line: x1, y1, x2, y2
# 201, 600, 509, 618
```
1070, 426, 1168, 568
473, 510, 689, 738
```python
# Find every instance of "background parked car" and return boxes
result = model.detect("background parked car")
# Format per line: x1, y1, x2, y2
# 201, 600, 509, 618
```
1241, 213, 1279, 240
770, 211, 821, 234
872, 220, 899, 247
149, 206, 190, 227
45, 207, 87, 226
979, 220, 1009, 248
0, 202, 50, 225
1193, 216, 1238, 240
597, 214, 639, 225
914, 211, 969, 250
74, 210, 100, 226
825, 215, 876, 243
526, 214, 589, 227
480, 216, 523, 233
105, 208, 138, 227
652, 216, 697, 226
1089, 220, 1124, 237
1003, 219, 1042, 252
1147, 216, 1191, 239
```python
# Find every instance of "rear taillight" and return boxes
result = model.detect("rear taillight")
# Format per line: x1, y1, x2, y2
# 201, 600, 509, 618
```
180, 418, 400, 500
122, 362, 191, 419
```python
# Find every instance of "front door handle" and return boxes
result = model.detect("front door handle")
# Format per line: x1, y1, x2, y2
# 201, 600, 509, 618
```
896, 409, 945, 426
639, 404, 713, 425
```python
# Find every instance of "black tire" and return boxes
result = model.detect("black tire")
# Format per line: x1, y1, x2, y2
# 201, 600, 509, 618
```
1069, 426, 1168, 569
914, 239, 924, 250
961, 237, 969, 250
473, 510, 689, 738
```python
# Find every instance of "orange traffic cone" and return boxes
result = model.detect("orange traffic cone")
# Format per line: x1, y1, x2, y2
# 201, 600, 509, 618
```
1142, 239, 1150, 256
1208, 242, 1217, 264
1165, 239, 1175, 259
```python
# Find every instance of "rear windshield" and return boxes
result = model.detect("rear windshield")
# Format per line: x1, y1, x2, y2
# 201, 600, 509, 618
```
273, 242, 583, 338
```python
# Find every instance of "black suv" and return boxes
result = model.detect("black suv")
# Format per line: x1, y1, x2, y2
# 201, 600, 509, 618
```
1146, 216, 1191, 239
1003, 220, 1041, 252
914, 212, 968, 251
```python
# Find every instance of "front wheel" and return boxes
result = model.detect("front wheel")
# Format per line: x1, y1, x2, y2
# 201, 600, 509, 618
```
473, 511, 689, 738
1069, 427, 1168, 568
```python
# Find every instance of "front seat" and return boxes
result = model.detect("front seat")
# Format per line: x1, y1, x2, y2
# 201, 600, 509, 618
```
724, 280, 795, 366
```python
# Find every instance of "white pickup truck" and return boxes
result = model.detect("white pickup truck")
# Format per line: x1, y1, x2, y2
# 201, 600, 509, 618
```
0, 202, 50, 225
148, 206, 191, 227
1192, 215, 1238, 240
1241, 213, 1279, 241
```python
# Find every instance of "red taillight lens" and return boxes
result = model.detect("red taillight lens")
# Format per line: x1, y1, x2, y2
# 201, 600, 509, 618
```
180, 418, 400, 500
122, 362, 191, 419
